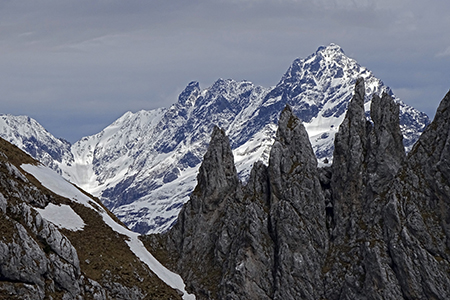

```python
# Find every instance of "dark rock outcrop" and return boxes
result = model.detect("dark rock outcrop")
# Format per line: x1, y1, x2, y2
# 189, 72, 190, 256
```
267, 105, 328, 299
324, 79, 406, 299
383, 89, 450, 299
145, 80, 450, 300
147, 108, 328, 299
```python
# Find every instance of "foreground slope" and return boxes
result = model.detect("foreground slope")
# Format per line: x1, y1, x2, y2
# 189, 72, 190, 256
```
144, 80, 450, 299
0, 138, 193, 299
0, 44, 430, 234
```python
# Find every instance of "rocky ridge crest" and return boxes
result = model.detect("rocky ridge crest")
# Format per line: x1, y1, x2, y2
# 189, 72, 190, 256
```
145, 80, 450, 299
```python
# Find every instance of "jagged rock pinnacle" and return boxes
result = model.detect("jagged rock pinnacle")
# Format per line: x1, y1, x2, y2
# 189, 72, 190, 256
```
147, 85, 450, 300
268, 104, 327, 299
368, 92, 406, 191
193, 126, 239, 206
382, 89, 450, 299
332, 77, 367, 195
268, 104, 319, 200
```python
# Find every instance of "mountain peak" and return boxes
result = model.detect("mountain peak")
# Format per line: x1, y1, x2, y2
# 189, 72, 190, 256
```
178, 81, 200, 106
316, 43, 345, 55
283, 43, 355, 87
0, 44, 431, 237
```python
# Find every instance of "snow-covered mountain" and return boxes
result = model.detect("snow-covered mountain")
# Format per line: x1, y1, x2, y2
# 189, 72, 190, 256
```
0, 114, 73, 173
63, 80, 271, 234
0, 44, 430, 234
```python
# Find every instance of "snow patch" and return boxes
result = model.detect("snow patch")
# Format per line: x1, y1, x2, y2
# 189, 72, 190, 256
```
21, 164, 92, 207
36, 203, 85, 231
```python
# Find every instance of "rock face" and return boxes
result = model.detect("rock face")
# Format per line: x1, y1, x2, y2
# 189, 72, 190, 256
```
145, 80, 450, 299
147, 105, 328, 299
267, 106, 328, 299
324, 78, 406, 299
383, 89, 450, 299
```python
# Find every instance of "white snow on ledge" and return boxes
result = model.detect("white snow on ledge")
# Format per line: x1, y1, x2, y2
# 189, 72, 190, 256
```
21, 163, 195, 300
36, 203, 85, 231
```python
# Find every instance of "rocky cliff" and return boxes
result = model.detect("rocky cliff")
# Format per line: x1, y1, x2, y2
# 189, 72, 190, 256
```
0, 138, 184, 299
144, 79, 450, 299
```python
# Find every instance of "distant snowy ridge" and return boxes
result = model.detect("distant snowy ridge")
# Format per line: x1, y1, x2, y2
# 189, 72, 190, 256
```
1, 44, 430, 235
0, 114, 73, 172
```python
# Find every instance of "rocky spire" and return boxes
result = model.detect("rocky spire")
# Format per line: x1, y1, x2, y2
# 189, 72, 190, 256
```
383, 89, 450, 299
325, 78, 406, 299
191, 126, 239, 211
145, 85, 450, 300
330, 77, 368, 241
367, 92, 406, 192
268, 105, 328, 299
153, 126, 243, 299
148, 108, 329, 299
330, 78, 406, 239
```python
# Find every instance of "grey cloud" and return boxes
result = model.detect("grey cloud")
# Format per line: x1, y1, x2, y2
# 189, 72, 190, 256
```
0, 0, 449, 142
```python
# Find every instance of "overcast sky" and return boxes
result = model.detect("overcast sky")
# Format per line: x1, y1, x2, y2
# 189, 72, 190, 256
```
1, 0, 449, 143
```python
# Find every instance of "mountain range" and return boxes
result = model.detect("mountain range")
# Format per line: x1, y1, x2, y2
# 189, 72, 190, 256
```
1, 43, 450, 299
145, 79, 450, 299
0, 44, 430, 234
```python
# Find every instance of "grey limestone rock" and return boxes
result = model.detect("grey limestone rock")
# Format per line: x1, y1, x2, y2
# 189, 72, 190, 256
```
324, 78, 406, 299
268, 105, 328, 300
147, 81, 450, 300
192, 126, 240, 210
150, 106, 328, 299
0, 138, 182, 299
159, 125, 247, 299
383, 89, 450, 299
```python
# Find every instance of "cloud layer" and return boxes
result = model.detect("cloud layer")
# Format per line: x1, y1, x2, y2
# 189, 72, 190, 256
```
1, 0, 449, 142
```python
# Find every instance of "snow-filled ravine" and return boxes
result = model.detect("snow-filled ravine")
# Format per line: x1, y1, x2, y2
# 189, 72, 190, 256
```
21, 163, 195, 300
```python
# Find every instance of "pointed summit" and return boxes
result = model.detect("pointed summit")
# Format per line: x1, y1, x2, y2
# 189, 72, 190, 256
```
285, 43, 358, 87
316, 43, 345, 55
193, 126, 239, 207
268, 105, 319, 193
331, 78, 367, 202
0, 45, 430, 237
381, 89, 450, 300
178, 81, 200, 106
407, 89, 450, 180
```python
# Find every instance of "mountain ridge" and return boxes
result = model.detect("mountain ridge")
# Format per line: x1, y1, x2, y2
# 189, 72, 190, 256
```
144, 80, 450, 300
0, 44, 430, 234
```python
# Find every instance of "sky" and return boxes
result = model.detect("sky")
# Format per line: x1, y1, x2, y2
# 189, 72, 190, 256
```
1, 0, 449, 143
